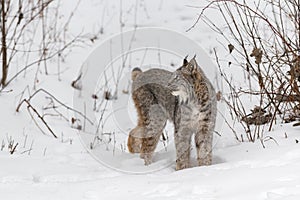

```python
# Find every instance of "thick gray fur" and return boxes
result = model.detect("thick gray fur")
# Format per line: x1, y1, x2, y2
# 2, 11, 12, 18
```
129, 57, 217, 170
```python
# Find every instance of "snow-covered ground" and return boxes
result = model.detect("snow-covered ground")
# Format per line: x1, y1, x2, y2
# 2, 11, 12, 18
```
1, 0, 300, 199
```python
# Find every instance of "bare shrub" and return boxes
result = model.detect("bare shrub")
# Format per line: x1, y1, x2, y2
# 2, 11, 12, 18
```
0, 0, 91, 89
192, 0, 300, 141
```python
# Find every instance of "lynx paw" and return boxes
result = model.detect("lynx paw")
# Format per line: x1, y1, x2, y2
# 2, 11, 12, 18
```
175, 162, 190, 171
141, 153, 153, 166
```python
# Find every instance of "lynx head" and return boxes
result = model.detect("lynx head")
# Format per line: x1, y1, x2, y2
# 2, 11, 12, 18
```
168, 56, 201, 104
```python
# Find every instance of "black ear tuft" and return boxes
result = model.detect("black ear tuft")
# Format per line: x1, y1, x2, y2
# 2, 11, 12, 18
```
183, 55, 188, 66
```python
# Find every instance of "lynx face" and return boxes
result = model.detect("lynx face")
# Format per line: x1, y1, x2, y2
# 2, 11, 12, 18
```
168, 58, 198, 104
168, 73, 189, 104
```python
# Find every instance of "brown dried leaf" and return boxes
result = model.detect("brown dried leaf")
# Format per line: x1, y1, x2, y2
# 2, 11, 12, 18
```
228, 44, 234, 54
250, 48, 263, 64
216, 91, 222, 101
104, 91, 112, 100
92, 94, 98, 99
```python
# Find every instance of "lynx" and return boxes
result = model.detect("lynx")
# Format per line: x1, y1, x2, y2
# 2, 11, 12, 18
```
127, 56, 217, 170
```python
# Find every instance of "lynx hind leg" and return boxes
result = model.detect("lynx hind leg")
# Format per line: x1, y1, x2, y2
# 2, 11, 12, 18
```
132, 85, 167, 165
141, 104, 167, 165
140, 129, 162, 163
175, 127, 192, 170
127, 126, 144, 153
195, 124, 213, 166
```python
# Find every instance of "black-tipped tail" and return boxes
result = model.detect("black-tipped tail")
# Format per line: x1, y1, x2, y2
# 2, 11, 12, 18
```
131, 67, 142, 81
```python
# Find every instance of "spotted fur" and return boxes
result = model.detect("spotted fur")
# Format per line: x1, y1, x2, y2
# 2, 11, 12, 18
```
128, 57, 217, 170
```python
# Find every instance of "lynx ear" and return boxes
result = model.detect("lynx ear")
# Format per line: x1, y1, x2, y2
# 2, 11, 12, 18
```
189, 56, 198, 71
183, 55, 188, 66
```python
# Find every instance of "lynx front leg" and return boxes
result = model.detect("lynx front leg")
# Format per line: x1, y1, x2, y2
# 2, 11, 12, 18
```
174, 127, 192, 170
195, 124, 213, 166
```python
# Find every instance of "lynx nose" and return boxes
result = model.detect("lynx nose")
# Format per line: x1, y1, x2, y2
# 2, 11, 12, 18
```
168, 83, 179, 93
167, 79, 175, 90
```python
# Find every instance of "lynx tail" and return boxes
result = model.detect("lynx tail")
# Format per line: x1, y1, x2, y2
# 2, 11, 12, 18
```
131, 67, 142, 81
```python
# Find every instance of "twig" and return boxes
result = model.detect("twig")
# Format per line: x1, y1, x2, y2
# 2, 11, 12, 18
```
16, 88, 93, 125
25, 99, 57, 138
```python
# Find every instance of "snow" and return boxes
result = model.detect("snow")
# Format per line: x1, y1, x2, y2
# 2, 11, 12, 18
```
2, 126, 300, 200
1, 0, 300, 199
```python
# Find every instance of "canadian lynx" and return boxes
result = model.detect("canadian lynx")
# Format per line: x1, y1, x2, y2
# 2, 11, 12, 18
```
127, 56, 217, 170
